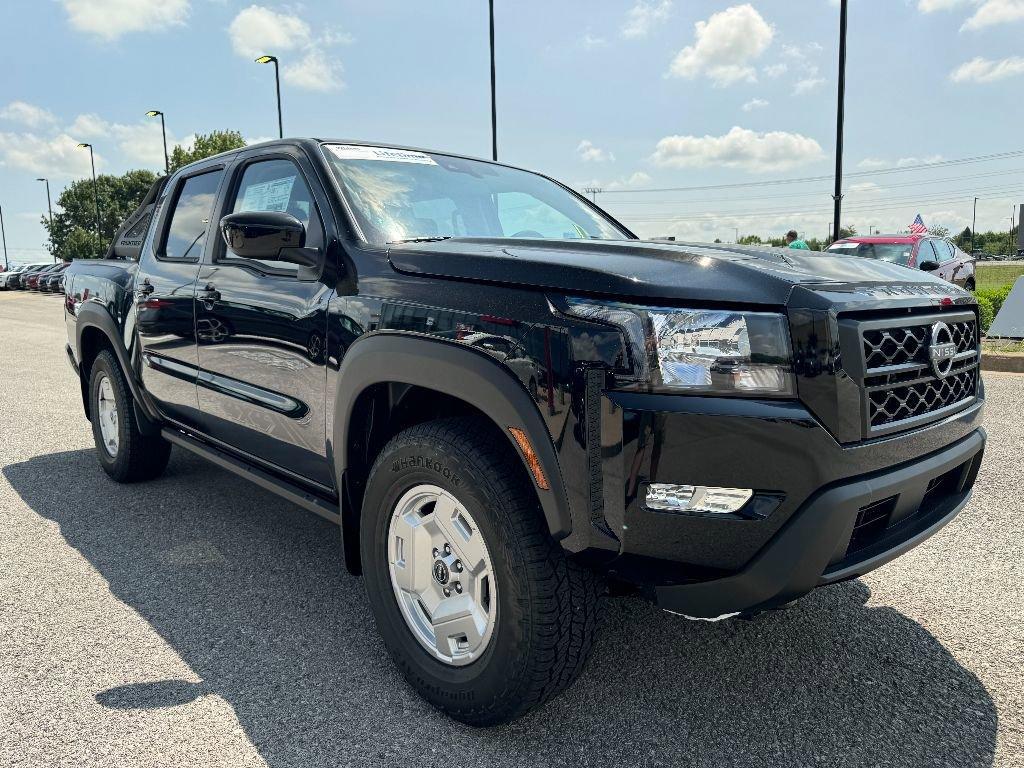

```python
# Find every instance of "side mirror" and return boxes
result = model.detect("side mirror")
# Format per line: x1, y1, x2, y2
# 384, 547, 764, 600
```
220, 211, 317, 266
918, 260, 940, 272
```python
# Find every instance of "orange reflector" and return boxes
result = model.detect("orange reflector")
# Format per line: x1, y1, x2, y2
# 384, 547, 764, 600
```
508, 427, 550, 490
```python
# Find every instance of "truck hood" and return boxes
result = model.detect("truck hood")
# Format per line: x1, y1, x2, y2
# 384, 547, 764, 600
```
387, 238, 965, 306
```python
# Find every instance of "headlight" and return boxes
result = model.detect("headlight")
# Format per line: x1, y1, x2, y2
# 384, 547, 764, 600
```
567, 300, 795, 396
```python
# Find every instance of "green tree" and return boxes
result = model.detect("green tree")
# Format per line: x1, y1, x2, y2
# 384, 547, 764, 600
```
42, 169, 157, 260
928, 224, 950, 238
169, 130, 246, 172
955, 226, 972, 250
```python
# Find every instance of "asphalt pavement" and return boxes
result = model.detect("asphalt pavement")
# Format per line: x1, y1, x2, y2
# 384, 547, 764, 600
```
1, 290, 1021, 767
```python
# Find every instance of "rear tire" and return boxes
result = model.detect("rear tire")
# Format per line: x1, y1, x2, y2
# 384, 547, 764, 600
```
360, 417, 603, 726
89, 349, 171, 483
964, 278, 976, 292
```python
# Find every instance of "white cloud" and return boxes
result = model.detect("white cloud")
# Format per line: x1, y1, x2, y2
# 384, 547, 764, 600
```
0, 132, 100, 177
763, 63, 788, 78
962, 0, 1024, 29
950, 55, 1024, 82
228, 5, 312, 56
857, 155, 944, 169
622, 0, 673, 38
227, 6, 346, 92
0, 101, 57, 128
581, 32, 606, 49
283, 50, 344, 92
857, 158, 889, 169
918, 0, 971, 11
576, 139, 614, 163
60, 0, 189, 41
793, 75, 826, 94
849, 181, 882, 194
65, 113, 192, 167
650, 126, 824, 173
896, 155, 943, 166
667, 4, 774, 87
66, 113, 108, 137
918, 0, 1024, 29
742, 98, 769, 111
578, 172, 651, 192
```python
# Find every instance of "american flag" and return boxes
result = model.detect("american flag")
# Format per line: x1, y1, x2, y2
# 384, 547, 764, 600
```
909, 214, 928, 234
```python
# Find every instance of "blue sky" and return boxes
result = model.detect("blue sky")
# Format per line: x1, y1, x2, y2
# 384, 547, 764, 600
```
1, 0, 1022, 262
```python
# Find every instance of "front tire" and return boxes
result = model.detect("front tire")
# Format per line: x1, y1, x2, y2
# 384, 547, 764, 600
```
89, 349, 171, 483
360, 417, 603, 726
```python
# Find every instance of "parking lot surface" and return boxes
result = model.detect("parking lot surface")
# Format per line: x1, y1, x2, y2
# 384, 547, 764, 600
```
1, 290, 1021, 767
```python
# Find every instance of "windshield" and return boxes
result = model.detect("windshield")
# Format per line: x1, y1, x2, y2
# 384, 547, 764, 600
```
826, 241, 914, 266
322, 144, 628, 246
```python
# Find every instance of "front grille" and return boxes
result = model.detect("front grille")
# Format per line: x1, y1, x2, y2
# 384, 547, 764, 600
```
852, 312, 979, 436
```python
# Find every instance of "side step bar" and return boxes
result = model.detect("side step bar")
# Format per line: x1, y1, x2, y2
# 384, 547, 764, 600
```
162, 428, 341, 525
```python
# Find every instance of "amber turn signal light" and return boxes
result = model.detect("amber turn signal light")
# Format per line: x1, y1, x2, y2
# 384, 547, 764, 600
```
508, 427, 550, 491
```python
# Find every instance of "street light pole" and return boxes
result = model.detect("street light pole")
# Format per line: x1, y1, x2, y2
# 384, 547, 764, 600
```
36, 178, 55, 261
832, 0, 848, 242
255, 55, 283, 138
971, 196, 978, 253
146, 110, 169, 173
77, 142, 101, 247
0, 204, 8, 271
489, 0, 497, 161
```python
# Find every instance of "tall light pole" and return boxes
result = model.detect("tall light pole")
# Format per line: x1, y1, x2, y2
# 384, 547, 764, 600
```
0, 204, 8, 271
76, 142, 101, 247
36, 178, 55, 261
832, 0, 848, 242
146, 110, 169, 173
255, 55, 283, 138
971, 196, 978, 253
489, 0, 497, 161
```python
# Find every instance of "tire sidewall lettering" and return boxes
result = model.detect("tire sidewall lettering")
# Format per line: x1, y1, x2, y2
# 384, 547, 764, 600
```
391, 454, 461, 488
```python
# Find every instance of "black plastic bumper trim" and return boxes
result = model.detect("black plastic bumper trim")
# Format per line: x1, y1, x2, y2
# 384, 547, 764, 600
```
653, 428, 985, 618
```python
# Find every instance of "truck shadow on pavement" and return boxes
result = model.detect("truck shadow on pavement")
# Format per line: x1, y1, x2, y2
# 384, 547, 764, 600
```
6, 449, 997, 768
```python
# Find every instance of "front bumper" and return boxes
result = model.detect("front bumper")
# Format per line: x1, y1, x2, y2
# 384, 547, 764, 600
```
652, 428, 984, 618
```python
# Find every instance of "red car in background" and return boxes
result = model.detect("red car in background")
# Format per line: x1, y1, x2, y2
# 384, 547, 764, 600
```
825, 234, 976, 290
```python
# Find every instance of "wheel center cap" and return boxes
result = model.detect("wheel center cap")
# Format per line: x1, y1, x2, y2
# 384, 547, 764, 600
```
432, 559, 450, 585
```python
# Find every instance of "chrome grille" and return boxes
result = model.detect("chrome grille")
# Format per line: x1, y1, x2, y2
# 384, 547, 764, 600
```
854, 312, 979, 436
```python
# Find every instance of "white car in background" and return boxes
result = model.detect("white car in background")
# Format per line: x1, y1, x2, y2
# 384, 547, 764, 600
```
0, 264, 32, 289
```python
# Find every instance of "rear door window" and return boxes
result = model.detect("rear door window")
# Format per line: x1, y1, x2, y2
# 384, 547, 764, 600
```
917, 240, 939, 263
162, 170, 224, 261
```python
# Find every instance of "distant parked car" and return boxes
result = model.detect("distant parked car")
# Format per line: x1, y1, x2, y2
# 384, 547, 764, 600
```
0, 264, 30, 289
826, 233, 976, 290
972, 251, 995, 261
7, 263, 51, 290
26, 263, 64, 291
42, 263, 70, 292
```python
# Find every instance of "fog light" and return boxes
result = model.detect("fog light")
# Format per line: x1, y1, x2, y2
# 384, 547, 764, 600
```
644, 484, 753, 515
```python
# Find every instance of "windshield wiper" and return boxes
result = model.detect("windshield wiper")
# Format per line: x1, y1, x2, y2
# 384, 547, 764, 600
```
390, 236, 453, 244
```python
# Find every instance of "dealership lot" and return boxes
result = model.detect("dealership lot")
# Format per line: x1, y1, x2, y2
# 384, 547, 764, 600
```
1, 290, 1021, 767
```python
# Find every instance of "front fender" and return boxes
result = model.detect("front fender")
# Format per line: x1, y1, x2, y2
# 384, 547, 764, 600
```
332, 332, 574, 541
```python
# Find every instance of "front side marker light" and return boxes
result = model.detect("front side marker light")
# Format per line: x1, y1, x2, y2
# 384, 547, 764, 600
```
508, 426, 550, 491
645, 483, 753, 515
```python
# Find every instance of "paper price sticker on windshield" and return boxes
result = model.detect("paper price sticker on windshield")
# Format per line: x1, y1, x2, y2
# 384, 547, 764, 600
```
325, 144, 437, 165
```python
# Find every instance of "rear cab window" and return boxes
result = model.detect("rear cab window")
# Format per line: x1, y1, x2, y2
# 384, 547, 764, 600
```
159, 169, 225, 261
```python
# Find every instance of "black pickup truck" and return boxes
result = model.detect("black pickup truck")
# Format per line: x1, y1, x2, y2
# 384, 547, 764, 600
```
64, 138, 986, 726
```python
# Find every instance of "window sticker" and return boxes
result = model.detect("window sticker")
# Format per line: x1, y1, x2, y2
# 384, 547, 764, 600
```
240, 176, 296, 212
325, 144, 437, 165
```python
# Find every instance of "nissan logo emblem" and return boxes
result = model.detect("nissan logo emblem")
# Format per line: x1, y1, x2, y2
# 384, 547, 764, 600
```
928, 321, 957, 379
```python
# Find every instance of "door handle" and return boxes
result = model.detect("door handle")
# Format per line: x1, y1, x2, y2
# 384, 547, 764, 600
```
197, 284, 220, 307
